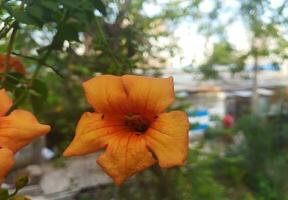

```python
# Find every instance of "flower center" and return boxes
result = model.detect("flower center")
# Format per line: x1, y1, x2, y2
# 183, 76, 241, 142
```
124, 114, 150, 133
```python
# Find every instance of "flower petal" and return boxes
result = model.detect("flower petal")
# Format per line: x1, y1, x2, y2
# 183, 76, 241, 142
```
122, 75, 174, 114
9, 56, 26, 74
0, 147, 14, 182
97, 133, 157, 186
82, 75, 128, 113
0, 89, 12, 117
83, 75, 174, 114
0, 110, 51, 152
64, 112, 157, 185
0, 55, 26, 74
63, 112, 126, 157
145, 111, 189, 168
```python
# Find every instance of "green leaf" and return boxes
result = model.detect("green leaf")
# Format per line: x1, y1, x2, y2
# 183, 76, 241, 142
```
15, 175, 29, 190
40, 1, 59, 12
27, 5, 45, 22
12, 10, 41, 26
59, 0, 82, 9
93, 0, 107, 16
30, 79, 48, 112
0, 188, 9, 200
21, 0, 34, 5
56, 22, 80, 42
2, 72, 26, 92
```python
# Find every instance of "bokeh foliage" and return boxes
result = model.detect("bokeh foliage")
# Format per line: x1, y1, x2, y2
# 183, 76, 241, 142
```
0, 0, 180, 151
2, 1, 288, 199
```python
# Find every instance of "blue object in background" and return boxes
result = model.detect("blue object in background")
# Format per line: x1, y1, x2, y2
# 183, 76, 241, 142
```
189, 109, 210, 132
194, 109, 209, 117
187, 109, 209, 117
193, 124, 209, 131
257, 64, 280, 71
245, 63, 280, 72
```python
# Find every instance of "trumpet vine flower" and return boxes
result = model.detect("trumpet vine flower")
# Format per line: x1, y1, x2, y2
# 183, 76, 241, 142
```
64, 75, 189, 186
0, 89, 50, 182
0, 55, 26, 74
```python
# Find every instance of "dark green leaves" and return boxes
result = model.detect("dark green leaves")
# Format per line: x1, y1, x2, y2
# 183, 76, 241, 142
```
15, 175, 29, 191
59, 0, 82, 9
56, 21, 81, 42
30, 78, 48, 112
59, 0, 106, 15
5, 1, 59, 27
41, 1, 59, 12
92, 0, 107, 16
12, 10, 40, 26
5, 0, 106, 27
0, 188, 9, 200
0, 175, 29, 200
1, 72, 26, 92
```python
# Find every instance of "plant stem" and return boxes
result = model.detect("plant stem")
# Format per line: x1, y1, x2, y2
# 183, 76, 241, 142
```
6, 48, 53, 114
1, 23, 18, 84
150, 165, 171, 200
5, 24, 18, 71
5, 8, 69, 114
95, 18, 123, 74
0, 20, 15, 39
8, 188, 19, 198
12, 52, 65, 78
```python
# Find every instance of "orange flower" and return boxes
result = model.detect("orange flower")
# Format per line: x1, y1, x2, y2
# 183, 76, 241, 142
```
0, 147, 14, 182
0, 55, 26, 74
0, 89, 51, 182
64, 75, 189, 185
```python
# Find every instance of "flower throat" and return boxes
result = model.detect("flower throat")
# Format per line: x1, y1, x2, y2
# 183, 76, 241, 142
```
124, 114, 150, 133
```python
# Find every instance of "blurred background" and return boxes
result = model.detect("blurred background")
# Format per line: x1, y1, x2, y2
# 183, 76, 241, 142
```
1, 0, 288, 199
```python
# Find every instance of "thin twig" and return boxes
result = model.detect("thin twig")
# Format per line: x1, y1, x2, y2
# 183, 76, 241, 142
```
95, 18, 123, 74
5, 24, 18, 71
12, 52, 65, 78
0, 20, 14, 39
6, 10, 70, 113
6, 49, 52, 114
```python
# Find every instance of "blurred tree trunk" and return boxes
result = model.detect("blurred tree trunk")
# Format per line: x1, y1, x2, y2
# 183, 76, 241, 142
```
251, 44, 259, 114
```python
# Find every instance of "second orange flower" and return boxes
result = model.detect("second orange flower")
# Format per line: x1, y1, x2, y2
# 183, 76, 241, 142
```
64, 75, 189, 186
0, 89, 50, 182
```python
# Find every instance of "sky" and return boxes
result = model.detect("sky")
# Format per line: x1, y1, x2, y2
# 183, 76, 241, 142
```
143, 0, 286, 68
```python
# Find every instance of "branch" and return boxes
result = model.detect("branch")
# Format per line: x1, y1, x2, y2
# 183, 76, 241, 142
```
5, 24, 18, 71
12, 52, 65, 78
